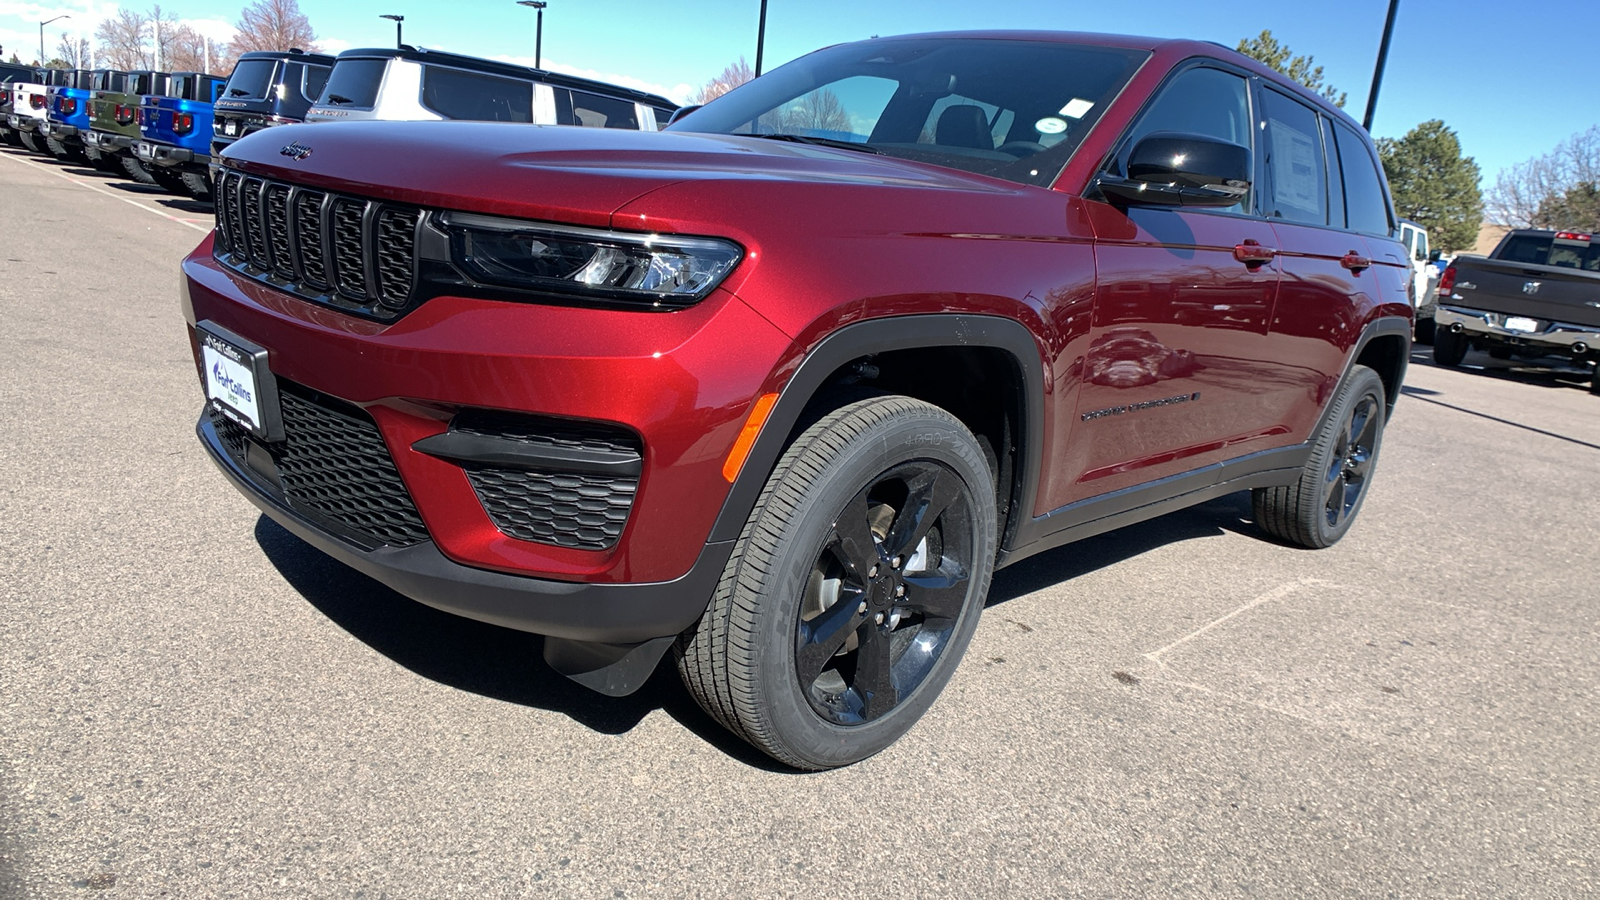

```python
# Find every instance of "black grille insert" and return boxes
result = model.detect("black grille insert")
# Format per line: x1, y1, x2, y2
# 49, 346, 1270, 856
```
212, 171, 422, 319
207, 383, 429, 548
449, 411, 642, 551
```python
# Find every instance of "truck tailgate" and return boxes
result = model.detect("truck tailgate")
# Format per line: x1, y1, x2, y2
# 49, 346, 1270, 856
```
1448, 257, 1600, 329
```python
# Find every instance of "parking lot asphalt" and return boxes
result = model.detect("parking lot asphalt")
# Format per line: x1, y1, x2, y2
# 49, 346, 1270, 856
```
2, 144, 1597, 899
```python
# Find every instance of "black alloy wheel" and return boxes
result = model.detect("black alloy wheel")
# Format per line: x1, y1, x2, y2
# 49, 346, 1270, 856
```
1253, 364, 1387, 549
795, 460, 977, 726
678, 395, 996, 770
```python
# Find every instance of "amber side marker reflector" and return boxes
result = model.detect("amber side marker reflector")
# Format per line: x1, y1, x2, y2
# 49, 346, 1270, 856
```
723, 392, 780, 483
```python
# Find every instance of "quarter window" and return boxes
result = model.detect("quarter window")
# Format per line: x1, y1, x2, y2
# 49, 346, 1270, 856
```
1333, 122, 1392, 237
1261, 89, 1328, 226
421, 66, 533, 122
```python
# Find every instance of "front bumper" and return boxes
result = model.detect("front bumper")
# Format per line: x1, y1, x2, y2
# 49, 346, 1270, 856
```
1437, 305, 1600, 352
136, 140, 196, 167
198, 411, 729, 644
85, 130, 134, 151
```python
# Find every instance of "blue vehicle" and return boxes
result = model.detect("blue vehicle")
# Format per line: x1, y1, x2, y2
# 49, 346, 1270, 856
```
42, 68, 97, 161
134, 71, 226, 199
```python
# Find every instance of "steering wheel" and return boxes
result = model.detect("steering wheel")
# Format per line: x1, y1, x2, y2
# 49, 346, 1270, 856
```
996, 140, 1048, 157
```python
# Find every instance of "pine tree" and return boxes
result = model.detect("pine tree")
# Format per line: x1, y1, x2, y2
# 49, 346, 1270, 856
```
1236, 30, 1347, 108
1377, 120, 1483, 253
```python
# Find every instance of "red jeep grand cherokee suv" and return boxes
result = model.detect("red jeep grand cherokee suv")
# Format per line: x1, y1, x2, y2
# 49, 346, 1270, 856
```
183, 32, 1412, 769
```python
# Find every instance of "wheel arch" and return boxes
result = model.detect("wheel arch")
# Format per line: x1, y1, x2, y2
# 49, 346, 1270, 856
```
1348, 316, 1412, 421
708, 314, 1048, 559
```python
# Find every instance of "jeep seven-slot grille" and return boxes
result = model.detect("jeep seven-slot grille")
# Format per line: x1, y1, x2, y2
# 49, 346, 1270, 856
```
213, 170, 422, 317
208, 382, 429, 548
451, 411, 643, 551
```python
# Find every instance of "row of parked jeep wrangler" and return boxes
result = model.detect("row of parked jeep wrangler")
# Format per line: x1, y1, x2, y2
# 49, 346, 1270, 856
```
0, 47, 678, 202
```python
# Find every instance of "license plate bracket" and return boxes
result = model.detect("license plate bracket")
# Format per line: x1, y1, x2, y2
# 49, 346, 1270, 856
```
198, 320, 284, 442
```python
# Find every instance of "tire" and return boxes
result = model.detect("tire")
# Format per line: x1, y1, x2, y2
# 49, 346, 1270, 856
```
1590, 364, 1600, 396
45, 136, 84, 162
149, 166, 188, 195
677, 395, 997, 770
118, 154, 157, 185
1413, 316, 1435, 345
1253, 365, 1386, 550
180, 170, 212, 201
1432, 327, 1468, 367
18, 131, 41, 153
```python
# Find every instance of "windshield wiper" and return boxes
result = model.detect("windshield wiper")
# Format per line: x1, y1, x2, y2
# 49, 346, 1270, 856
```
228, 88, 249, 96
747, 133, 882, 155
325, 93, 354, 105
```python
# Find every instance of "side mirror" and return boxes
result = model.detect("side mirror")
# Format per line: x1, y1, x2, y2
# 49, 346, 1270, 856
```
1096, 132, 1251, 208
665, 104, 701, 127
1428, 249, 1441, 262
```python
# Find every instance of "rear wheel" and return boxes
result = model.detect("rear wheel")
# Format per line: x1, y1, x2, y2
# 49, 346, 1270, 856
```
1413, 316, 1435, 345
1433, 328, 1468, 367
148, 166, 188, 195
677, 395, 997, 770
118, 154, 157, 185
180, 170, 212, 201
1253, 365, 1386, 549
18, 131, 41, 153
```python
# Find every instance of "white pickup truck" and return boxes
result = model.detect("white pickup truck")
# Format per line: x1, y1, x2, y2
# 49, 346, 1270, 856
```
1398, 219, 1441, 342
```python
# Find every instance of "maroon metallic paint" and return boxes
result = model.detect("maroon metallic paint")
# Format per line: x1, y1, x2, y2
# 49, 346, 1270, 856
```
181, 30, 1410, 611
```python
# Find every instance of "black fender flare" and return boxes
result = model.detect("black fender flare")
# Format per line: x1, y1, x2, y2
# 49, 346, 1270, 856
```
707, 314, 1049, 554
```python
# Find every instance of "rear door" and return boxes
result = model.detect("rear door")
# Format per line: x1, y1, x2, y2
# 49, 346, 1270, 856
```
1263, 93, 1406, 436
1073, 62, 1283, 497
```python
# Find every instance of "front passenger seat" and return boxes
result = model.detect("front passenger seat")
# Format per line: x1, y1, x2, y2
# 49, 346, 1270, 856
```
935, 105, 991, 149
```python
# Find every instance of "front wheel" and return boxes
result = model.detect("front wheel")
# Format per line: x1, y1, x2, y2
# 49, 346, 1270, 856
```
1253, 365, 1387, 549
677, 395, 997, 770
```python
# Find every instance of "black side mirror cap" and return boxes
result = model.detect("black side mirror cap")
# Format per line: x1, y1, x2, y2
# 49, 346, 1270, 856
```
1096, 132, 1251, 209
1428, 249, 1442, 262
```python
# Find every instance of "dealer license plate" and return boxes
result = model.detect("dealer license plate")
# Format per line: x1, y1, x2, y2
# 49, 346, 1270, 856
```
223, 119, 237, 136
198, 322, 281, 441
1504, 316, 1538, 333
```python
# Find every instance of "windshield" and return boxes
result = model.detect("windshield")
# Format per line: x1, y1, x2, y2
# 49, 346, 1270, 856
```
225, 59, 278, 99
669, 37, 1147, 187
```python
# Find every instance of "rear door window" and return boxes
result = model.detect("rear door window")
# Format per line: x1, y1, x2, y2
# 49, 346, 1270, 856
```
1260, 88, 1328, 226
1333, 122, 1392, 237
555, 89, 640, 129
225, 59, 277, 99
321, 59, 387, 108
420, 66, 533, 122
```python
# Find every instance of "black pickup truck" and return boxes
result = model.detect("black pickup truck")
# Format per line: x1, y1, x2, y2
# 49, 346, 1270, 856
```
1434, 229, 1600, 392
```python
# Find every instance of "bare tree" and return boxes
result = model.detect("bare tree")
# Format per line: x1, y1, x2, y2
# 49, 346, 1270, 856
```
95, 9, 149, 70
56, 34, 91, 69
227, 0, 319, 57
165, 25, 218, 73
784, 89, 850, 134
693, 57, 754, 104
1488, 126, 1600, 228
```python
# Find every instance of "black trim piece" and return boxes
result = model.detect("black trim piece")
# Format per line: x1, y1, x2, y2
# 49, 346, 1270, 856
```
541, 636, 677, 697
413, 431, 642, 477
1319, 316, 1412, 430
708, 314, 1046, 555
1002, 443, 1310, 567
199, 413, 733, 648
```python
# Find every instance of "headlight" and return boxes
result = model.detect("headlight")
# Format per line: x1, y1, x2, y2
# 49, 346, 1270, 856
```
440, 211, 742, 308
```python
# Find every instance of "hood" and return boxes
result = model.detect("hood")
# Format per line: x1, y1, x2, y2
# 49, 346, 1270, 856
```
218, 120, 1032, 231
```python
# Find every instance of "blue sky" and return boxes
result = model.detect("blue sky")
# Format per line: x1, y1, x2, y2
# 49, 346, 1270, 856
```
2, 0, 1594, 188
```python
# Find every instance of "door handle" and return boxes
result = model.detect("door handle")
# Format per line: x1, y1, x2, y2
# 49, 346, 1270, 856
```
1341, 251, 1372, 272
1233, 241, 1278, 266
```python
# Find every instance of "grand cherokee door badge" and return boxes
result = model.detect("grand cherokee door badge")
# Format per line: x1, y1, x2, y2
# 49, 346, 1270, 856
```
1082, 392, 1201, 422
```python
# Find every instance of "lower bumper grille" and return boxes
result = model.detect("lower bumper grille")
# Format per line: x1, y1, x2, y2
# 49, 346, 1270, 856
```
466, 466, 638, 550
208, 382, 429, 548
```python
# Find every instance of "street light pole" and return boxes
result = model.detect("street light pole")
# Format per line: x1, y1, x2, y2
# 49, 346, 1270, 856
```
380, 14, 404, 49
754, 0, 768, 77
1362, 0, 1401, 131
516, 1, 547, 69
40, 14, 70, 65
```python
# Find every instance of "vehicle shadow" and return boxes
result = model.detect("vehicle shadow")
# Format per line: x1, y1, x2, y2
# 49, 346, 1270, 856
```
251, 515, 792, 771
1413, 346, 1595, 393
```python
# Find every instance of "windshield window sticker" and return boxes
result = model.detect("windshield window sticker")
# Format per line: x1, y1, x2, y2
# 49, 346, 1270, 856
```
1269, 116, 1320, 217
1059, 98, 1095, 119
1035, 117, 1068, 135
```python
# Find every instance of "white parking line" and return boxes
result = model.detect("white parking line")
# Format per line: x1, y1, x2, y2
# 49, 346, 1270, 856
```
0, 148, 212, 233
1144, 577, 1331, 664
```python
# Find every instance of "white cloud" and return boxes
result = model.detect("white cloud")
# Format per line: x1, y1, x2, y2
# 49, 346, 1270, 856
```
319, 37, 350, 54
491, 54, 692, 105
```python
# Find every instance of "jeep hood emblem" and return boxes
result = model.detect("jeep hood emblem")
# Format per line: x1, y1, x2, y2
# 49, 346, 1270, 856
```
280, 142, 313, 161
